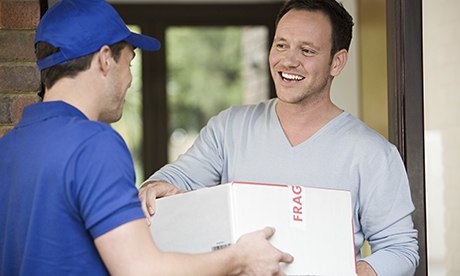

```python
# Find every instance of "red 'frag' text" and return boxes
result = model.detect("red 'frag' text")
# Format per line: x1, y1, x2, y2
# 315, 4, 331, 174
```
292, 185, 303, 221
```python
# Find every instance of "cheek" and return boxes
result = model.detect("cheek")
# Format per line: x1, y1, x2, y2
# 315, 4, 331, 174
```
268, 50, 278, 67
123, 67, 132, 85
268, 53, 282, 77
128, 70, 133, 84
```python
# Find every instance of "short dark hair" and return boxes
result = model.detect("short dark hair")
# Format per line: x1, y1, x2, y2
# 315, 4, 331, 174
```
275, 0, 354, 57
36, 41, 129, 91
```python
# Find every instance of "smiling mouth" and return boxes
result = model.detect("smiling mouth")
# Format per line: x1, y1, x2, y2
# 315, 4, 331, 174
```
279, 72, 305, 81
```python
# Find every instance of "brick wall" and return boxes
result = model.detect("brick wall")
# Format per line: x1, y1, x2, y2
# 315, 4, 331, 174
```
0, 0, 41, 137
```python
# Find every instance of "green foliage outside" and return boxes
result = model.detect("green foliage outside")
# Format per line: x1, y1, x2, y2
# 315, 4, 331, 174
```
114, 26, 245, 184
166, 26, 243, 135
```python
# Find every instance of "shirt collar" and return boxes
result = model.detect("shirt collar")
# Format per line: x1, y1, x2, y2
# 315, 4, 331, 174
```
17, 101, 88, 128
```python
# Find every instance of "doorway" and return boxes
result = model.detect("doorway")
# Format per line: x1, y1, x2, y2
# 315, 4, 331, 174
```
113, 3, 281, 179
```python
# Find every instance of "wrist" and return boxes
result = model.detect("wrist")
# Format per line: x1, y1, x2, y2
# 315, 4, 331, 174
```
139, 180, 167, 191
224, 245, 245, 276
356, 261, 377, 276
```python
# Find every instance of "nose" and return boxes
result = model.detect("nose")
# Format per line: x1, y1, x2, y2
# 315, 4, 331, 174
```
280, 49, 301, 68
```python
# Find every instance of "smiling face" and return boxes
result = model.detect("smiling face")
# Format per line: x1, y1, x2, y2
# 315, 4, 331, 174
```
269, 9, 339, 107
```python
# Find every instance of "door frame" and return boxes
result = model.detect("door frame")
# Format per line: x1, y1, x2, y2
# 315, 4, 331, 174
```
387, 0, 427, 275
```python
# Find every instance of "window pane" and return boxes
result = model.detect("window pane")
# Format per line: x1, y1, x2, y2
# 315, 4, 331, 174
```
166, 26, 269, 162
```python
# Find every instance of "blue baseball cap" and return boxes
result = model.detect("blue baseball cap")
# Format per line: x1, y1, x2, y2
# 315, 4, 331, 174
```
35, 0, 161, 70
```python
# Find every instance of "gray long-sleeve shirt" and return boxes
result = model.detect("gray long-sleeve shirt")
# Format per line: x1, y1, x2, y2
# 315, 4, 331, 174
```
147, 98, 419, 275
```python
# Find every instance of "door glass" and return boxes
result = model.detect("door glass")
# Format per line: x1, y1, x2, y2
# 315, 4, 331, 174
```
423, 1, 460, 275
166, 26, 269, 162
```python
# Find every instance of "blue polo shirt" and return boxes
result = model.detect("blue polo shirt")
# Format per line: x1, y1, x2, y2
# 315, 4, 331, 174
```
0, 101, 144, 275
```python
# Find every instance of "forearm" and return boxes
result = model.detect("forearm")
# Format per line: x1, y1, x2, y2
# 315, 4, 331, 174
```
97, 220, 290, 275
143, 165, 195, 191
96, 219, 238, 276
359, 204, 419, 275
358, 148, 419, 275
150, 248, 242, 276
144, 117, 226, 190
360, 248, 417, 276
359, 215, 419, 276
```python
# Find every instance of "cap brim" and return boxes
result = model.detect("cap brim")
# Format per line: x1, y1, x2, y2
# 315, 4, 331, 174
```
126, 32, 161, 51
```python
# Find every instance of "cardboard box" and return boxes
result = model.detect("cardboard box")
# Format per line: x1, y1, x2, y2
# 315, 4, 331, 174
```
150, 182, 357, 276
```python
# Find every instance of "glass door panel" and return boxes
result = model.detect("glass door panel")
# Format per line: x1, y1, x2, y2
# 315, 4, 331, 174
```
166, 26, 270, 162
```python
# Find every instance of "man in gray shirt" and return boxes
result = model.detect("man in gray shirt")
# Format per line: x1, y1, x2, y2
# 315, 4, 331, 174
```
140, 0, 419, 275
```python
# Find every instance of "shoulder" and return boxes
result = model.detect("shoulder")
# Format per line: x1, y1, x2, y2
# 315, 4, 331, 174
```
227, 98, 274, 115
75, 124, 130, 162
338, 113, 399, 159
55, 119, 132, 177
211, 99, 275, 125
65, 119, 126, 150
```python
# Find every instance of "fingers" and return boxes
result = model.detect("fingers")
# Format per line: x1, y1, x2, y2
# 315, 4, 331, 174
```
278, 251, 294, 264
261, 227, 294, 264
145, 186, 157, 216
138, 181, 181, 225
141, 206, 151, 226
139, 187, 150, 223
235, 226, 294, 276
275, 270, 287, 276
261, 226, 276, 240
139, 184, 158, 225
177, 189, 188, 194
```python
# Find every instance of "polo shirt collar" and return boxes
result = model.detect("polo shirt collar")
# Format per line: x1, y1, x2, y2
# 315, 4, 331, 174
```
17, 101, 88, 128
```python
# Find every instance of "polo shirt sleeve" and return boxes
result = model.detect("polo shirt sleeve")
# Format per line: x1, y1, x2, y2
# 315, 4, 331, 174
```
66, 128, 144, 239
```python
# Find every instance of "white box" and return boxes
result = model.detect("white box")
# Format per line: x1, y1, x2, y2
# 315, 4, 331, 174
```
150, 182, 357, 276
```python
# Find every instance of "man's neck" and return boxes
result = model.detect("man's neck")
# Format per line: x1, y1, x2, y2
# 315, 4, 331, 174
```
43, 76, 100, 121
275, 99, 343, 147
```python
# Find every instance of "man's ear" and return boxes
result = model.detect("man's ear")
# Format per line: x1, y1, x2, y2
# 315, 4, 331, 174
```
97, 45, 113, 75
330, 49, 348, 77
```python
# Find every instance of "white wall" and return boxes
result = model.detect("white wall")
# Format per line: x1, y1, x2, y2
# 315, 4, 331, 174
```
423, 0, 460, 275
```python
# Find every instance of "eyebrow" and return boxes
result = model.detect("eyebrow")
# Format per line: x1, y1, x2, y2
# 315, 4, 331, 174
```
275, 37, 320, 50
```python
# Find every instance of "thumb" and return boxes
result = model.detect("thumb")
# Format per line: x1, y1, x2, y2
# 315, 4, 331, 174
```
262, 226, 276, 239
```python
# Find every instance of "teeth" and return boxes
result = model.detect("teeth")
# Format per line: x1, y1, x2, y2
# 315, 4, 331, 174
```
281, 72, 304, 81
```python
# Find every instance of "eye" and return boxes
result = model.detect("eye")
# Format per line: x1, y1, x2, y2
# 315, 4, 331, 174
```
301, 48, 316, 56
275, 42, 288, 50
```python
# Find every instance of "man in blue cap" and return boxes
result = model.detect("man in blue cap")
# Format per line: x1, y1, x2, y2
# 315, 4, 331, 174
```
0, 0, 293, 275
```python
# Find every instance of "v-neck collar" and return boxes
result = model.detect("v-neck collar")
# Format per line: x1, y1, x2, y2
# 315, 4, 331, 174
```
270, 99, 349, 151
